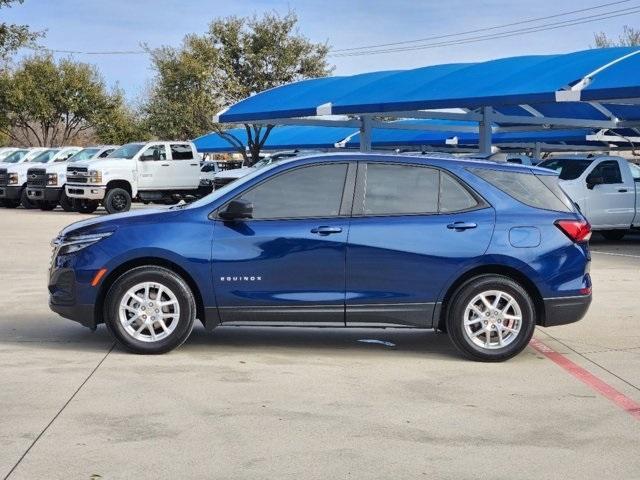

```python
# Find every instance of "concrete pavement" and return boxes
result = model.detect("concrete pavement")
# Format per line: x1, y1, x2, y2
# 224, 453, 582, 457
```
0, 207, 638, 480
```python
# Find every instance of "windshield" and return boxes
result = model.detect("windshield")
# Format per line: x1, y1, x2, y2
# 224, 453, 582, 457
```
68, 148, 100, 162
537, 158, 594, 180
31, 149, 61, 163
2, 150, 29, 163
107, 143, 145, 160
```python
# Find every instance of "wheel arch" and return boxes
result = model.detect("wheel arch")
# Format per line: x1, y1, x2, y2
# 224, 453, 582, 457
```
436, 264, 545, 330
95, 257, 206, 328
106, 179, 133, 196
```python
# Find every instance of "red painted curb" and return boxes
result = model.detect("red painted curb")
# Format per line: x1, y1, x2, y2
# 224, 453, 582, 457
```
530, 338, 640, 421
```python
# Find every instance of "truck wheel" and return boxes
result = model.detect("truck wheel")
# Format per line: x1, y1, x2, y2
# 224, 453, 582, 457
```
601, 230, 626, 241
103, 266, 196, 354
446, 274, 536, 362
20, 188, 35, 209
59, 191, 75, 212
75, 199, 99, 214
39, 201, 57, 211
103, 188, 131, 214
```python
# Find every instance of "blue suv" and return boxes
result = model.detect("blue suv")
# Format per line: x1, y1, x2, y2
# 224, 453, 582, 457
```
49, 153, 592, 361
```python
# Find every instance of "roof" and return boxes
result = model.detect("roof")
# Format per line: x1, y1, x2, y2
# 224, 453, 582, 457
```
216, 47, 640, 130
194, 126, 356, 152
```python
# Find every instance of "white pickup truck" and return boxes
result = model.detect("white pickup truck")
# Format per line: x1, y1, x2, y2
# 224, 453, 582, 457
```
26, 145, 118, 211
538, 155, 640, 240
0, 147, 81, 208
65, 141, 210, 214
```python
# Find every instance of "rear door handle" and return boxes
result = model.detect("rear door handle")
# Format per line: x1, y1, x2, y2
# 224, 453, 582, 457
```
618, 188, 628, 192
311, 226, 343, 235
160, 163, 170, 166
190, 163, 198, 166
447, 222, 477, 231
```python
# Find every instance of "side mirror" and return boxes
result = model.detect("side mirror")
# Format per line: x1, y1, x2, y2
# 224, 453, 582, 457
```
219, 199, 253, 221
586, 176, 603, 190
139, 154, 153, 161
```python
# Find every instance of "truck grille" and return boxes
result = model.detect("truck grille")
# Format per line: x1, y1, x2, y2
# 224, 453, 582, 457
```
213, 177, 236, 189
67, 166, 88, 183
27, 168, 47, 187
0, 168, 7, 187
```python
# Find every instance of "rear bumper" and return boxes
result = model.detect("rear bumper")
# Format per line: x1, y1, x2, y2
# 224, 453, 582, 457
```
27, 186, 61, 202
66, 184, 106, 200
0, 185, 21, 200
49, 267, 96, 329
541, 295, 591, 327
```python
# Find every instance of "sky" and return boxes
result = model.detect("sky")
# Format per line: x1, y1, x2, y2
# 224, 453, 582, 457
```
2, 0, 638, 102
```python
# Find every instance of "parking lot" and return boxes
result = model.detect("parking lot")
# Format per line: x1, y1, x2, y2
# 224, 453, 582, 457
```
1, 206, 639, 480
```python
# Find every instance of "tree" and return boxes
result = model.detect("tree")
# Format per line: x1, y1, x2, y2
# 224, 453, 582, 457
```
94, 95, 150, 144
145, 11, 333, 164
594, 26, 640, 47
0, 0, 42, 63
0, 54, 134, 146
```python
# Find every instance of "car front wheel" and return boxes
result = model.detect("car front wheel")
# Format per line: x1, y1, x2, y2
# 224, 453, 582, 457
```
104, 266, 196, 354
446, 274, 535, 362
103, 188, 131, 214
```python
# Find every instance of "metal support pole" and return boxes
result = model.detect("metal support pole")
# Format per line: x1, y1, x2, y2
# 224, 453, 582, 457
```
479, 106, 493, 155
360, 116, 372, 152
534, 142, 541, 160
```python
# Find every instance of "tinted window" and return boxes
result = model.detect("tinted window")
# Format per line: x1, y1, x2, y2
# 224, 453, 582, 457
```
99, 148, 115, 158
439, 172, 479, 213
588, 160, 622, 184
170, 144, 194, 160
507, 158, 523, 164
140, 145, 166, 161
364, 164, 439, 215
537, 158, 593, 180
470, 167, 571, 212
234, 163, 348, 219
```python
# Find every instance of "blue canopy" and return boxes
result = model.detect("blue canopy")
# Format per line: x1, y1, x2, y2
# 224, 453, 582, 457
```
217, 47, 640, 127
194, 126, 356, 153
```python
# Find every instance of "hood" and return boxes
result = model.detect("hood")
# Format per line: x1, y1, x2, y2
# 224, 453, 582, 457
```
69, 157, 128, 170
5, 162, 35, 174
60, 207, 181, 237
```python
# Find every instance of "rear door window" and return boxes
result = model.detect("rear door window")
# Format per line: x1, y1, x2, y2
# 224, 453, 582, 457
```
439, 171, 480, 213
470, 167, 571, 212
170, 144, 194, 160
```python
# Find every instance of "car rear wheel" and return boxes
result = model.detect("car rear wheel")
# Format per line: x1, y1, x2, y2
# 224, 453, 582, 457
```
103, 188, 131, 214
20, 188, 35, 209
446, 274, 535, 362
104, 266, 196, 354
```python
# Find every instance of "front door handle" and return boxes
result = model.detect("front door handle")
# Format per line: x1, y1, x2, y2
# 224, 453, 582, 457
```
618, 188, 628, 192
447, 222, 477, 231
311, 226, 343, 235
160, 163, 170, 166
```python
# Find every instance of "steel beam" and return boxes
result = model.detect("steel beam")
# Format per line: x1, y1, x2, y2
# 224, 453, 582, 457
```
479, 106, 493, 155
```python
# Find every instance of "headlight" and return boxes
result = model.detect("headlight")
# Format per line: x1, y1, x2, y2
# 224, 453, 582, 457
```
47, 173, 58, 186
52, 231, 113, 256
8, 173, 18, 185
88, 170, 102, 184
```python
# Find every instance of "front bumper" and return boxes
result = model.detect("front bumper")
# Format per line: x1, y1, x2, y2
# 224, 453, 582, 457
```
66, 184, 106, 200
541, 294, 592, 327
0, 185, 21, 200
27, 186, 62, 202
49, 267, 96, 329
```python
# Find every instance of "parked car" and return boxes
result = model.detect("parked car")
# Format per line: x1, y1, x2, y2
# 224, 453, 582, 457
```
65, 141, 209, 214
26, 145, 118, 211
537, 155, 640, 240
49, 153, 591, 361
0, 147, 48, 168
212, 150, 318, 189
0, 147, 81, 208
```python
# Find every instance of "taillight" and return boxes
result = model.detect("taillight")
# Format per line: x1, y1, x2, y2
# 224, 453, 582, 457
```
555, 219, 592, 243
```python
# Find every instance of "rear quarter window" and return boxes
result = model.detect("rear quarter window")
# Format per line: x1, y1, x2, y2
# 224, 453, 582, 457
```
469, 167, 571, 212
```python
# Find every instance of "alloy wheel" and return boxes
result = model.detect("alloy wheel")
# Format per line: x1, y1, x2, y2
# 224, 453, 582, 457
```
462, 290, 522, 350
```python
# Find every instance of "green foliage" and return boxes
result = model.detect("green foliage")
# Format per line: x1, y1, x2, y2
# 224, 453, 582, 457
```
144, 10, 333, 162
0, 54, 136, 146
0, 0, 42, 62
594, 26, 640, 47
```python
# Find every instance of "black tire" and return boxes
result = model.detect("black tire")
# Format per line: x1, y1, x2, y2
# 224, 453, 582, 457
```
59, 190, 75, 212
601, 230, 626, 241
75, 199, 99, 214
103, 187, 131, 214
446, 274, 536, 362
20, 188, 35, 209
103, 266, 196, 354
39, 201, 57, 211
3, 199, 19, 208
